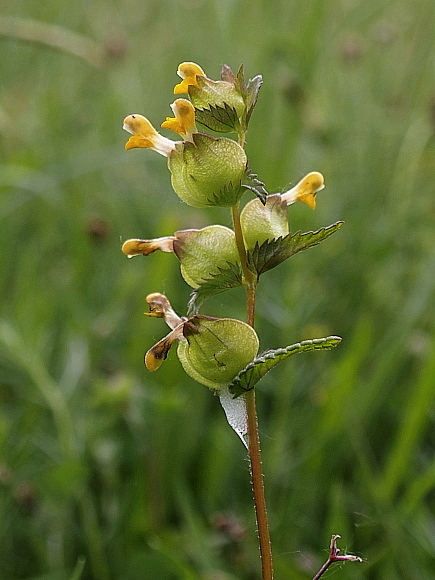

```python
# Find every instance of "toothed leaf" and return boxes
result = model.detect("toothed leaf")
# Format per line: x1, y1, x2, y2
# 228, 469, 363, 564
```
242, 168, 268, 204
244, 74, 263, 124
247, 221, 344, 275
188, 262, 243, 315
233, 65, 263, 127
194, 103, 240, 133
229, 336, 342, 397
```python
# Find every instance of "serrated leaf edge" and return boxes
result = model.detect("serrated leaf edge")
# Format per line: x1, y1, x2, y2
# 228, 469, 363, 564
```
247, 221, 345, 275
187, 261, 243, 315
229, 336, 342, 397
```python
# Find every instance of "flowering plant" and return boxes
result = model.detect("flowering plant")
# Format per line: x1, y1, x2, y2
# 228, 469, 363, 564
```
121, 62, 361, 579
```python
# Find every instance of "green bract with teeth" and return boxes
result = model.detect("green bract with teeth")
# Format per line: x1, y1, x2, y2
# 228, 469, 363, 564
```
177, 316, 259, 389
168, 133, 247, 208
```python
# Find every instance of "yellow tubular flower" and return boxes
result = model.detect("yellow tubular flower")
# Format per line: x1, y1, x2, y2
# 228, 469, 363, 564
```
145, 326, 184, 371
143, 293, 186, 371
121, 237, 175, 258
281, 172, 325, 209
161, 99, 197, 140
174, 62, 205, 94
123, 114, 176, 157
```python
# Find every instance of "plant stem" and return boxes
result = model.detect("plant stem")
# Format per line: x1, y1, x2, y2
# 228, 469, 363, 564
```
246, 388, 274, 580
312, 535, 362, 580
231, 203, 274, 579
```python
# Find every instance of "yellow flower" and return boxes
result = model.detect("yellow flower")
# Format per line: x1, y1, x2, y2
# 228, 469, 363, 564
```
143, 293, 186, 371
123, 114, 176, 156
121, 237, 175, 258
174, 62, 205, 94
281, 172, 325, 209
161, 99, 197, 140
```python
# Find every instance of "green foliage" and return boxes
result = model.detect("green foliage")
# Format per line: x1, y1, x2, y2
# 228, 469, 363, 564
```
188, 261, 243, 314
247, 221, 344, 275
241, 167, 269, 204
229, 336, 342, 397
0, 0, 434, 579
194, 102, 240, 133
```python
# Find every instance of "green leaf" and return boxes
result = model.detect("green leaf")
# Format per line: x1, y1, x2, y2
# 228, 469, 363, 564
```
247, 221, 344, 275
229, 336, 342, 397
187, 262, 243, 315
194, 102, 240, 133
244, 74, 263, 124
234, 65, 263, 127
242, 168, 268, 204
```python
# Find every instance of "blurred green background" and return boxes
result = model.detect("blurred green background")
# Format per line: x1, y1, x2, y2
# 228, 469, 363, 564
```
0, 1, 434, 579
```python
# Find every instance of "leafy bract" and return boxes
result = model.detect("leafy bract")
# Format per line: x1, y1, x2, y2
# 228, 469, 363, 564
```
242, 168, 268, 205
188, 222, 344, 312
236, 66, 263, 126
188, 262, 243, 315
247, 221, 344, 276
229, 336, 342, 397
194, 103, 240, 133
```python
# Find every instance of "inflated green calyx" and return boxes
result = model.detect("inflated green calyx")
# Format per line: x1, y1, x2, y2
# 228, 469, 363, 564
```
177, 316, 259, 389
240, 194, 289, 249
168, 133, 247, 207
173, 225, 238, 288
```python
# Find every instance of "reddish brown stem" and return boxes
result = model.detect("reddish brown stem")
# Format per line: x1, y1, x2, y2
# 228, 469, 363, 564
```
312, 535, 362, 580
232, 202, 273, 579
246, 388, 274, 580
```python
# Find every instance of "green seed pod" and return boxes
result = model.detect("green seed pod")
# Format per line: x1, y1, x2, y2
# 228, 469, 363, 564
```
168, 133, 247, 208
173, 225, 238, 288
177, 316, 259, 389
240, 194, 289, 249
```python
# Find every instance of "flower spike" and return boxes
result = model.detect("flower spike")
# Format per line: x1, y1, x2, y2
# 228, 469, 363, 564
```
123, 114, 176, 156
281, 171, 325, 209
174, 62, 205, 94
161, 99, 197, 140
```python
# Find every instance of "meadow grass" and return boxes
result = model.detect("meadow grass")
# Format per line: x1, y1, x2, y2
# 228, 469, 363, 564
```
0, 1, 434, 578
